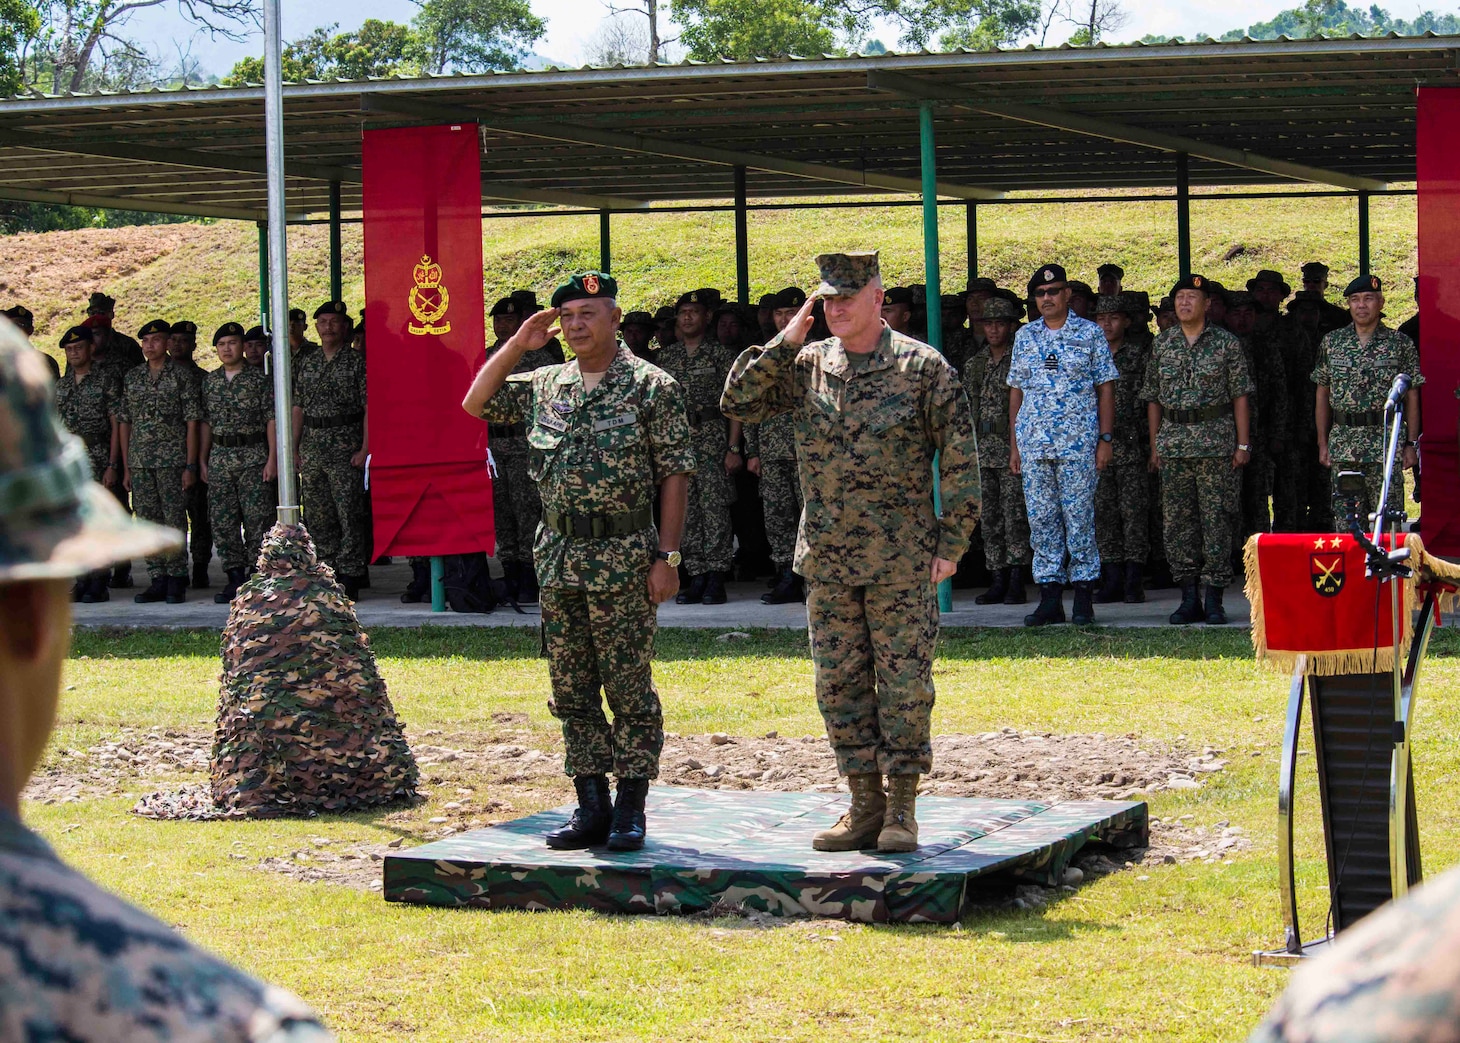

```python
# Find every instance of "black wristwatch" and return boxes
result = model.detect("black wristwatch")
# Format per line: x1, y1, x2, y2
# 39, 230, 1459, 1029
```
1098, 432, 1114, 443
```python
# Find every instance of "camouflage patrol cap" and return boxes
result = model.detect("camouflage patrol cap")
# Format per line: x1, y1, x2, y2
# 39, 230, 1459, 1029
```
489, 296, 520, 317
774, 286, 807, 310
243, 325, 268, 342
213, 322, 245, 344
621, 310, 657, 329
814, 251, 880, 298
1093, 294, 1127, 315
1344, 274, 1384, 296
551, 271, 618, 309
980, 297, 1021, 321
882, 287, 915, 307
137, 319, 171, 338
0, 322, 180, 582
314, 301, 349, 319
172, 320, 197, 338
58, 326, 90, 350
85, 292, 115, 315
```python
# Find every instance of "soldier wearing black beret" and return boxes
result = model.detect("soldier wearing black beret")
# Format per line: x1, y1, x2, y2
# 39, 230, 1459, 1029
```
168, 319, 211, 587
880, 286, 915, 335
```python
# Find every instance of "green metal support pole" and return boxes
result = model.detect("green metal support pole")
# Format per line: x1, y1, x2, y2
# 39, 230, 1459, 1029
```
1358, 191, 1371, 274
734, 165, 750, 305
919, 100, 952, 613
965, 200, 978, 279
599, 209, 611, 273
328, 180, 343, 301
430, 556, 445, 613
1176, 153, 1192, 278
256, 221, 269, 328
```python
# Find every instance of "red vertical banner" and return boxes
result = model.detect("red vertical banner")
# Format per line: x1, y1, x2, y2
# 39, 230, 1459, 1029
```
1416, 89, 1460, 557
362, 123, 494, 558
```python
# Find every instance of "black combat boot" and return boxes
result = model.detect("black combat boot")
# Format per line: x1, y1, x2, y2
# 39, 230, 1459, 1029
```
214, 567, 245, 605
975, 567, 1009, 605
341, 574, 362, 601
164, 576, 187, 604
497, 561, 520, 603
1023, 583, 1066, 627
1003, 568, 1028, 605
676, 573, 707, 605
1093, 562, 1124, 604
81, 571, 110, 603
607, 777, 650, 851
401, 560, 431, 604
134, 577, 168, 604
1147, 559, 1174, 590
1204, 584, 1228, 625
761, 567, 804, 605
110, 563, 133, 589
1169, 580, 1204, 625
1123, 560, 1145, 604
516, 564, 540, 605
191, 562, 210, 589
1071, 581, 1096, 625
545, 775, 613, 849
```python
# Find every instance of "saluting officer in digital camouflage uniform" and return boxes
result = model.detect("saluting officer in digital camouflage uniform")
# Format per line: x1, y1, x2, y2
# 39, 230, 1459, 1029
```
201, 322, 277, 605
54, 324, 121, 603
723, 251, 980, 855
463, 272, 694, 852
1141, 275, 1254, 626
657, 290, 740, 606
485, 294, 565, 605
1009, 264, 1119, 628
745, 286, 809, 606
0, 322, 336, 1043
1314, 274, 1422, 531
167, 319, 213, 589
292, 301, 369, 600
966, 294, 1030, 606
1091, 293, 1150, 605
117, 319, 201, 605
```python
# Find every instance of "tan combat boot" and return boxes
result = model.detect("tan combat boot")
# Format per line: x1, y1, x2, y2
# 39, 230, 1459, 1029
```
812, 773, 886, 851
877, 774, 920, 853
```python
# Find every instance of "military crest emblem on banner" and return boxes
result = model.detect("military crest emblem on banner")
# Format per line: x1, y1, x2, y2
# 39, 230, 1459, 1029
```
408, 254, 451, 335
1310, 547, 1346, 597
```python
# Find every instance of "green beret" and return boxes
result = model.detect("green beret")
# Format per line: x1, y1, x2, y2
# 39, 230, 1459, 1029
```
1170, 274, 1211, 297
137, 319, 171, 338
551, 271, 617, 309
213, 322, 245, 345
1344, 274, 1384, 296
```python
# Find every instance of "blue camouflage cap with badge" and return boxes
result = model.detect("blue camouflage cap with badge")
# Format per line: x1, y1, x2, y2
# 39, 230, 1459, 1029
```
814, 251, 880, 299
551, 271, 618, 309
0, 321, 179, 582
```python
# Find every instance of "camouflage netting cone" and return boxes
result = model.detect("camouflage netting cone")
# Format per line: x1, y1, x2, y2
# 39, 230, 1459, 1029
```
208, 522, 418, 816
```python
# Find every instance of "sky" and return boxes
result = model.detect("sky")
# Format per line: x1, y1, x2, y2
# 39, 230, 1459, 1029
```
126, 0, 1452, 79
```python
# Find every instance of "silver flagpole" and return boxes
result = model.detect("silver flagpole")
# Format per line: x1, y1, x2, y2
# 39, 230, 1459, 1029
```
264, 0, 299, 524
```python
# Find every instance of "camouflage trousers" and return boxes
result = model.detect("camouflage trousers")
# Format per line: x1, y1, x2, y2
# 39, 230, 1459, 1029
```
300, 433, 368, 576
1273, 441, 1333, 532
1147, 471, 1166, 562
208, 455, 276, 571
490, 440, 543, 565
1239, 450, 1275, 542
979, 467, 1031, 570
1095, 463, 1150, 563
185, 480, 211, 571
759, 459, 801, 568
540, 580, 663, 779
807, 578, 938, 776
1330, 461, 1405, 534
684, 438, 735, 577
1161, 456, 1239, 587
1021, 458, 1101, 585
130, 467, 189, 579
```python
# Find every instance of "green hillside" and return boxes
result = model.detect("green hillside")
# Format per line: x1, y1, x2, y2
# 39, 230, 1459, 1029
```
2, 189, 1417, 367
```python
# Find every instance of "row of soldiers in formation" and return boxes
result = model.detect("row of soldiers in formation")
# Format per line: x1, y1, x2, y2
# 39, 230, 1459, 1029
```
5, 292, 374, 603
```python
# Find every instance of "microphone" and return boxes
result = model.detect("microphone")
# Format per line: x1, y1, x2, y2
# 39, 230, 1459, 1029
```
1385, 373, 1411, 413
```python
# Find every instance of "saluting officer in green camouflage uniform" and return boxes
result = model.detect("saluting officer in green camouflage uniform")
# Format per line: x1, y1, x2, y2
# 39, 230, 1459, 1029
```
1313, 275, 1423, 531
168, 319, 213, 589
965, 293, 1030, 606
1225, 290, 1290, 542
464, 272, 694, 853
1092, 293, 1150, 604
723, 251, 980, 855
54, 324, 121, 603
0, 321, 336, 1043
745, 286, 809, 606
118, 319, 202, 605
1141, 275, 1254, 627
201, 322, 277, 605
485, 295, 565, 605
657, 290, 740, 606
292, 301, 369, 600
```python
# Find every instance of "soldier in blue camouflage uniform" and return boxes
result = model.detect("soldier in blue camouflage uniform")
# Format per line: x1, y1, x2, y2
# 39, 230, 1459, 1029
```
54, 325, 121, 603
1092, 293, 1150, 604
117, 319, 202, 605
745, 286, 808, 605
723, 250, 980, 855
292, 301, 369, 600
1141, 275, 1254, 626
168, 320, 213, 589
965, 293, 1030, 606
1313, 275, 1423, 531
657, 290, 740, 605
201, 322, 277, 604
464, 272, 694, 852
1009, 264, 1119, 627
0, 321, 335, 1043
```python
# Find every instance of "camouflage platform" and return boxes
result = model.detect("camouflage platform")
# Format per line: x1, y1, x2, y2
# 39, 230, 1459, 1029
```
383, 786, 1148, 924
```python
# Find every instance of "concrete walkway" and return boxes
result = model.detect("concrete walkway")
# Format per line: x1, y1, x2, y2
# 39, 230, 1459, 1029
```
75, 556, 1252, 630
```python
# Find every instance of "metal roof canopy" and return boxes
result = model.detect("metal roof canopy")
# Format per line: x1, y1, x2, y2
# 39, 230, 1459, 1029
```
0, 34, 1454, 221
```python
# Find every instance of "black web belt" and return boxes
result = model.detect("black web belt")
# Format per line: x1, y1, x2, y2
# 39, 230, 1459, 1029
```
1332, 409, 1386, 427
302, 412, 364, 430
489, 422, 527, 438
1165, 403, 1233, 423
542, 507, 653, 539
213, 431, 267, 447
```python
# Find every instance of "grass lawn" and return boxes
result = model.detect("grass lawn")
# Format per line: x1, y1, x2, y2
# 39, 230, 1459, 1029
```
26, 625, 1460, 1042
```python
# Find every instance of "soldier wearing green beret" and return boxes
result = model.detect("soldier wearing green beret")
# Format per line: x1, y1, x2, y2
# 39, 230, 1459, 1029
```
1092, 293, 1150, 604
54, 324, 122, 602
167, 320, 213, 589
1313, 275, 1422, 530
463, 271, 694, 851
722, 250, 981, 854
201, 322, 277, 604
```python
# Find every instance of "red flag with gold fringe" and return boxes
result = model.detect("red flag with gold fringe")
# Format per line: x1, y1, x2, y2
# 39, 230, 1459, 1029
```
362, 123, 494, 558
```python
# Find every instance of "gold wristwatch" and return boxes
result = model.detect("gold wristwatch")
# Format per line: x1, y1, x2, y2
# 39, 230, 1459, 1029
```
657, 550, 682, 568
